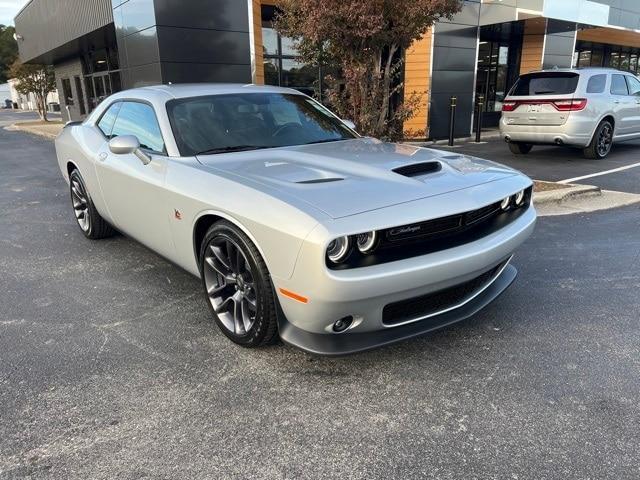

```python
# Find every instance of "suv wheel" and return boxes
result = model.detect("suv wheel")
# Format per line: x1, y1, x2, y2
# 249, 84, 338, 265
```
508, 142, 533, 155
584, 120, 613, 159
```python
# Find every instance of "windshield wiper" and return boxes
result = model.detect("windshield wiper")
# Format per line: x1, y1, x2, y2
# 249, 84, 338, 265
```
303, 138, 348, 145
196, 145, 269, 155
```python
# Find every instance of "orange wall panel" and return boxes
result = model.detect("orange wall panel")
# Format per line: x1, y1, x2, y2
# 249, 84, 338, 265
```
404, 28, 433, 138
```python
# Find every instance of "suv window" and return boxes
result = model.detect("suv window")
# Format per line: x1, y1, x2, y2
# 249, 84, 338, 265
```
625, 76, 640, 96
611, 75, 629, 95
97, 102, 121, 137
586, 74, 606, 94
510, 72, 579, 96
111, 102, 165, 153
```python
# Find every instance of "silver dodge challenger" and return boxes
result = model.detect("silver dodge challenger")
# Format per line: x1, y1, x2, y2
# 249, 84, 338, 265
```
55, 84, 536, 355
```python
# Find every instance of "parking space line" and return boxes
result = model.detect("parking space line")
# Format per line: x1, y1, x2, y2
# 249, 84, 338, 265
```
558, 162, 640, 184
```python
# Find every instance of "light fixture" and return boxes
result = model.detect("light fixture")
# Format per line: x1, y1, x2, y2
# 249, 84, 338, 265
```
327, 236, 351, 263
501, 197, 511, 211
515, 190, 526, 206
356, 231, 378, 254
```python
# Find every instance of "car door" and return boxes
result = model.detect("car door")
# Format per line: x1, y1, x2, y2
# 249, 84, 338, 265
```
610, 74, 635, 137
95, 101, 175, 259
624, 75, 640, 137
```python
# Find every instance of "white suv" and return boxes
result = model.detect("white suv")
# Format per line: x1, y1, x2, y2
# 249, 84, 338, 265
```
500, 68, 640, 159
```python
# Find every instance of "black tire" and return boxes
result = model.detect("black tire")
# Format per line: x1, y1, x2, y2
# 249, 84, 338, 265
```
584, 120, 613, 159
69, 169, 115, 239
199, 220, 279, 348
508, 142, 533, 154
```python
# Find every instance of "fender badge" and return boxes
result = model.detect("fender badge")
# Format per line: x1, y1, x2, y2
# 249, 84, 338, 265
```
174, 209, 182, 220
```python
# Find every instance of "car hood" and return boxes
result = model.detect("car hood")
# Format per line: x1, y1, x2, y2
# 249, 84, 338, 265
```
197, 138, 519, 219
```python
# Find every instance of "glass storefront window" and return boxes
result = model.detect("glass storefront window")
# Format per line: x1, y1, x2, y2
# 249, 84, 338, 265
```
578, 50, 591, 67
631, 55, 638, 73
620, 53, 631, 71
262, 27, 279, 56
591, 50, 603, 67
264, 58, 279, 86
261, 5, 323, 99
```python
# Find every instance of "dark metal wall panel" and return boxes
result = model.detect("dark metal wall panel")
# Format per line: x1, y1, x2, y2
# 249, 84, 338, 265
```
430, 0, 480, 139
15, 0, 113, 63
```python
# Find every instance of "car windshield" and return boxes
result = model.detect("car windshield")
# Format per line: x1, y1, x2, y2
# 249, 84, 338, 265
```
166, 93, 358, 156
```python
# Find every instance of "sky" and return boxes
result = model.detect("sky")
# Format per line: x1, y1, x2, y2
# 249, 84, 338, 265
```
0, 0, 27, 26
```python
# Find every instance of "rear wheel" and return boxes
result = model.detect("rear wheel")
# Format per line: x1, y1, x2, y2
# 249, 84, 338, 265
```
200, 221, 279, 347
584, 120, 613, 159
69, 169, 115, 239
508, 142, 533, 154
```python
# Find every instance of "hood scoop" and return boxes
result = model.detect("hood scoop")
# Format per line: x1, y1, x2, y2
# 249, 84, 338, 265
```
392, 161, 442, 178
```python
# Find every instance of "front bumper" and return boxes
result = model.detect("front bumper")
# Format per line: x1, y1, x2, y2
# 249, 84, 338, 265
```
277, 263, 517, 356
273, 205, 536, 355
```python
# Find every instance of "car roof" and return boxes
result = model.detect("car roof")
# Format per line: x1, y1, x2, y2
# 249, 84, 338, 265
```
111, 83, 304, 102
522, 67, 628, 75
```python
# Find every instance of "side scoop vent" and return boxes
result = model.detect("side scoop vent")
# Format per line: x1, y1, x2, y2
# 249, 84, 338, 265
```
392, 161, 442, 178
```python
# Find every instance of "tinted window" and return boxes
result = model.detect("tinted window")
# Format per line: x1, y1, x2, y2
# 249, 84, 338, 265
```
111, 102, 165, 153
586, 74, 606, 94
97, 102, 121, 137
510, 73, 579, 96
611, 75, 629, 95
625, 76, 640, 96
167, 93, 357, 156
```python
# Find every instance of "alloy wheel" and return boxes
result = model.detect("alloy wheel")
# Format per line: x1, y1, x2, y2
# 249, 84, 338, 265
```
71, 178, 90, 232
597, 124, 612, 157
203, 235, 258, 337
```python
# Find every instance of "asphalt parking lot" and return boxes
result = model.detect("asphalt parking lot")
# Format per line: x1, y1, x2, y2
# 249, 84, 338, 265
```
1, 110, 639, 479
433, 134, 640, 194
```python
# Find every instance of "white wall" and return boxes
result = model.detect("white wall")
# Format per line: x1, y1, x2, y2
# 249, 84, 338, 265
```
0, 83, 11, 106
7, 78, 59, 110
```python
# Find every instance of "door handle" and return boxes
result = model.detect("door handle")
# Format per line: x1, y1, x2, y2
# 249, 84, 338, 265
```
614, 100, 621, 104
98, 152, 108, 161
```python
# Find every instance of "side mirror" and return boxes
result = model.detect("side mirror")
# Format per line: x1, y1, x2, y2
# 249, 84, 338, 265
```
108, 135, 151, 165
342, 119, 356, 130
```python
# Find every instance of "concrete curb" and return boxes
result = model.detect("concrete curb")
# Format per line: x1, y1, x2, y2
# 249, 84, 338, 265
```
5, 123, 61, 140
533, 183, 601, 206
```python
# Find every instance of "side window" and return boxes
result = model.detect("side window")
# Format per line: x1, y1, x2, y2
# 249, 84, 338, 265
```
586, 74, 606, 94
97, 102, 122, 137
111, 102, 165, 153
625, 76, 640, 96
611, 74, 629, 95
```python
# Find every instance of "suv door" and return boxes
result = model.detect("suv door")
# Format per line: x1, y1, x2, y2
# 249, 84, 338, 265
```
624, 75, 640, 138
610, 74, 636, 137
95, 101, 175, 259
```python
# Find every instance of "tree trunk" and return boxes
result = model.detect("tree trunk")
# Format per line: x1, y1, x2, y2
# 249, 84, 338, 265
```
376, 44, 398, 134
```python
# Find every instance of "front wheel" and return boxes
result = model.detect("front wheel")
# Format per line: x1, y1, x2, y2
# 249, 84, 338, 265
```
69, 169, 115, 239
508, 142, 533, 154
584, 120, 613, 159
200, 221, 279, 347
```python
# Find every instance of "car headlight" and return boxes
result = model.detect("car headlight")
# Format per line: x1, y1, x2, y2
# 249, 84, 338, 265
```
356, 231, 378, 254
515, 189, 526, 206
500, 197, 512, 211
327, 236, 351, 263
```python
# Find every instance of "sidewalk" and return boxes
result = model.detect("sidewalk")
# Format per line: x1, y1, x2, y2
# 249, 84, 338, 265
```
5, 119, 64, 139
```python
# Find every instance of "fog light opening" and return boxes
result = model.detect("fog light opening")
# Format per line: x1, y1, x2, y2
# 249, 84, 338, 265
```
333, 316, 354, 333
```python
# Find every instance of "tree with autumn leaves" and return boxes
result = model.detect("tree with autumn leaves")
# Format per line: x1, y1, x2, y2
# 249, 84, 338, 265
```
275, 0, 461, 139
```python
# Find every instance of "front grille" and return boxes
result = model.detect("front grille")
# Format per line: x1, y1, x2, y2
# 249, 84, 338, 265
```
382, 201, 502, 243
382, 260, 508, 326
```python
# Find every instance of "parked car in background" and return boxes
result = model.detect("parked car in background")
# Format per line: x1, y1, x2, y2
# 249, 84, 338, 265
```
55, 84, 536, 355
500, 68, 640, 159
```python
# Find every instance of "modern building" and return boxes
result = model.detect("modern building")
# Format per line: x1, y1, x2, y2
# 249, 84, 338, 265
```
13, 0, 640, 138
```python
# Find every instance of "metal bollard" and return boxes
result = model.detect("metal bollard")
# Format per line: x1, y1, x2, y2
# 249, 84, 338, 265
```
475, 95, 484, 143
448, 96, 457, 147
